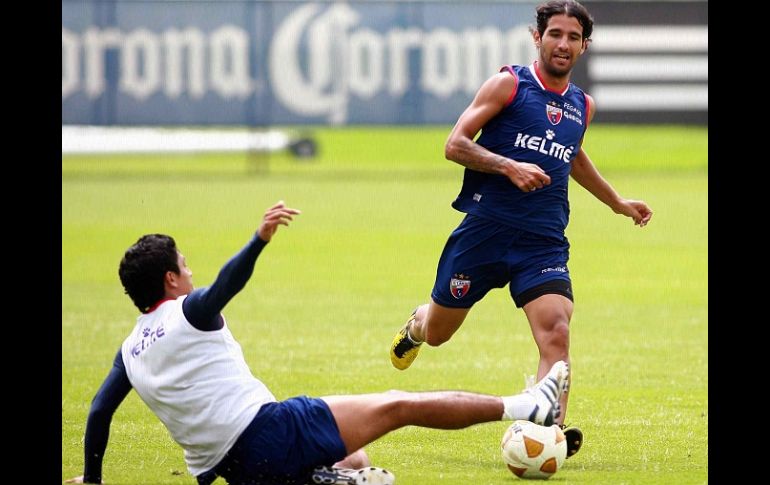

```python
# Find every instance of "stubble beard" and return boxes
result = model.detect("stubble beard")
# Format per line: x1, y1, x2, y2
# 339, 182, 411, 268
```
540, 55, 573, 81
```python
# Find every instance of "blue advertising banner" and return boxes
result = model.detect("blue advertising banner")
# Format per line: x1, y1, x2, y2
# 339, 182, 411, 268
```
62, 0, 707, 125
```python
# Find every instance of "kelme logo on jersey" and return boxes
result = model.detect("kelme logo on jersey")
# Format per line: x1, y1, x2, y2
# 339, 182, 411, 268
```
546, 101, 563, 125
513, 132, 575, 163
450, 273, 471, 299
131, 325, 166, 357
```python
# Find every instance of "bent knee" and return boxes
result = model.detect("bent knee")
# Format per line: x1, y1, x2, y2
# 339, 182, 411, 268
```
540, 322, 570, 351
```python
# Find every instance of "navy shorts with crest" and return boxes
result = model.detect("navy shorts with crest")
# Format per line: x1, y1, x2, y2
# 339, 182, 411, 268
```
431, 214, 573, 309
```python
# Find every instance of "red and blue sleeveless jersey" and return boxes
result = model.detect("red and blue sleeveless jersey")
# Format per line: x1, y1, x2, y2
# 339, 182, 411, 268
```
451, 62, 590, 239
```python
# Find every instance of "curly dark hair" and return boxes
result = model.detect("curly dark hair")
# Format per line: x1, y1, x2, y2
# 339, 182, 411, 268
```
118, 234, 180, 313
536, 0, 594, 40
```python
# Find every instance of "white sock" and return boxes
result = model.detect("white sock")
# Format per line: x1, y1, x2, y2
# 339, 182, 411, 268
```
501, 393, 536, 421
406, 327, 423, 344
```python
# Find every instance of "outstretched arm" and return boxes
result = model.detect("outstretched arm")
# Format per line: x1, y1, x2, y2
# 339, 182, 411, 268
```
444, 70, 551, 192
66, 350, 133, 484
183, 201, 301, 330
570, 94, 652, 227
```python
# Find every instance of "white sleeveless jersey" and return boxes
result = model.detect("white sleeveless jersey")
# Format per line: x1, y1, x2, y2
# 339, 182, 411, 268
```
121, 296, 276, 476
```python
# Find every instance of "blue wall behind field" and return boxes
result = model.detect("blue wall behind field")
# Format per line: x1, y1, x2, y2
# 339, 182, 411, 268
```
62, 0, 707, 126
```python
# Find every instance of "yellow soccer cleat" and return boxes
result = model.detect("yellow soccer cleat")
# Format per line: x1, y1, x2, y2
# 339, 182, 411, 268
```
390, 312, 423, 370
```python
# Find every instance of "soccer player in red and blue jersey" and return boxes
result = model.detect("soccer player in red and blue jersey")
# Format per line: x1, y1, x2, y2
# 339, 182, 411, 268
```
390, 0, 653, 459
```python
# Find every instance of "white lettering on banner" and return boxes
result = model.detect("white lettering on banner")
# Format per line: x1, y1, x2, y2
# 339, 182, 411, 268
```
83, 27, 121, 98
348, 29, 384, 98
121, 29, 161, 100
64, 25, 252, 101
386, 28, 422, 96
162, 28, 206, 99
62, 2, 537, 120
209, 26, 252, 99
422, 28, 460, 98
462, 27, 504, 95
61, 29, 79, 98
62, 4, 707, 119
266, 2, 535, 122
268, 3, 359, 123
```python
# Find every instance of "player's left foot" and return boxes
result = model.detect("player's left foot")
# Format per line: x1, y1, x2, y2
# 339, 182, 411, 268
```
390, 310, 422, 370
561, 425, 583, 458
310, 465, 396, 484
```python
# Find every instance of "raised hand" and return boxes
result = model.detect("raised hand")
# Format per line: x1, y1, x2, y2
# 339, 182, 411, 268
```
257, 200, 302, 242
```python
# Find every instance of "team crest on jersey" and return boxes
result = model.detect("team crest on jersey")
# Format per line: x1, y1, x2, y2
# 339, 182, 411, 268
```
450, 273, 471, 299
546, 101, 563, 125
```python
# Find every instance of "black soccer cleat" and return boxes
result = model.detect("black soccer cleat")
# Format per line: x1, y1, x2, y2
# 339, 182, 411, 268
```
561, 425, 583, 458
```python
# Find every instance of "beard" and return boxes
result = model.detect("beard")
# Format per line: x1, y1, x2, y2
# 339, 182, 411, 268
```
539, 56, 573, 78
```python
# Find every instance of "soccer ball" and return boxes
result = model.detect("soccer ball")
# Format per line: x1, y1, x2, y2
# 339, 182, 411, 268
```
501, 420, 567, 479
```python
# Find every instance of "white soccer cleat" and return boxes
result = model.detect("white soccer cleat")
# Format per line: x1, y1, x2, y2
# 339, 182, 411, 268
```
525, 360, 569, 426
311, 465, 396, 485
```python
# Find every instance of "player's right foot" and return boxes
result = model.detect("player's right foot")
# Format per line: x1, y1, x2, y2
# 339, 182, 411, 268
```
311, 465, 396, 485
525, 360, 569, 426
389, 311, 422, 370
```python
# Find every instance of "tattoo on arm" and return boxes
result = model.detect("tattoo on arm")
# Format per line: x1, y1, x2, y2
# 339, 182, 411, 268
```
448, 137, 510, 175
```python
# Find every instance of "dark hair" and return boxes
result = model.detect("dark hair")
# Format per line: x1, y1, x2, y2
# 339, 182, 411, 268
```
118, 234, 180, 313
536, 0, 594, 40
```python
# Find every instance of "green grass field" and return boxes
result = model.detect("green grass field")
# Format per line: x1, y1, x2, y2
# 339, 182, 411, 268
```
62, 124, 708, 484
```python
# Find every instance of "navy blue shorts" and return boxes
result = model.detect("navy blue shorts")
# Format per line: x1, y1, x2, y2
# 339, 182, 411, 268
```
431, 214, 572, 309
202, 396, 348, 485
